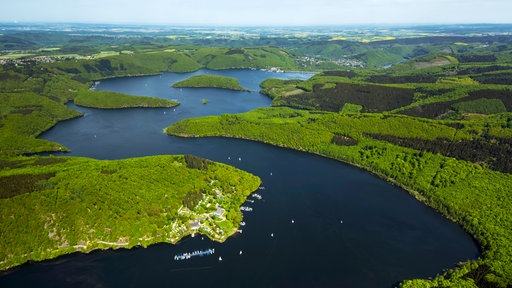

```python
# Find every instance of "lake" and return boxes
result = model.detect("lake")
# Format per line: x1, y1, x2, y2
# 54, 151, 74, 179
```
0, 69, 480, 287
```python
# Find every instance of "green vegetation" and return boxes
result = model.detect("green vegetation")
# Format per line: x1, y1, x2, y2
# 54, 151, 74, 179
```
0, 155, 261, 270
0, 71, 177, 156
0, 44, 288, 272
451, 98, 507, 115
2, 24, 512, 286
39, 46, 298, 79
172, 74, 250, 91
340, 103, 363, 113
0, 92, 82, 156
166, 107, 512, 287
74, 90, 179, 109
260, 78, 306, 99
261, 67, 512, 119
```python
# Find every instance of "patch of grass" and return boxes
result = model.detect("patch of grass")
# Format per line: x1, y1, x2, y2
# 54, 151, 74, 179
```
452, 98, 507, 115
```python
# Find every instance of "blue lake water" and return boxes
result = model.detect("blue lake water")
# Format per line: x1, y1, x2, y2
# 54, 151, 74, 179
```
0, 69, 480, 287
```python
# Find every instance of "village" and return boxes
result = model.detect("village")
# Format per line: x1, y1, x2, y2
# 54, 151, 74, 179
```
164, 181, 260, 244
297, 55, 365, 69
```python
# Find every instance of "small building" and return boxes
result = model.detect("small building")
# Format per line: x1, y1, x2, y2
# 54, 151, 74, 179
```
214, 207, 226, 218
189, 219, 201, 230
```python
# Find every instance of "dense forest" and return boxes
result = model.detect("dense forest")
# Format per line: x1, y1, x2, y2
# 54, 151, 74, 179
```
172, 74, 250, 91
0, 155, 261, 270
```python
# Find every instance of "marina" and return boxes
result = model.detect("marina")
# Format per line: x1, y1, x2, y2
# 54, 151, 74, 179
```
174, 248, 215, 261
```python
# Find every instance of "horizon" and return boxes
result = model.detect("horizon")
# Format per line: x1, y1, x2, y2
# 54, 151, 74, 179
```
2, 0, 511, 26
1, 21, 512, 29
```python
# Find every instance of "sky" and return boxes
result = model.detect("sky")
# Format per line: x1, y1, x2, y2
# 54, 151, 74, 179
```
1, 0, 511, 26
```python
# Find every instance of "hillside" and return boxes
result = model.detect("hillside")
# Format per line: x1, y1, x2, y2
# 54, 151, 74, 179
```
0, 155, 261, 270
172, 74, 250, 91
260, 52, 512, 120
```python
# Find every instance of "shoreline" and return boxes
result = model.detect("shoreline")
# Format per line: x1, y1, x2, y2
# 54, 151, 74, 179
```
165, 132, 484, 254
0, 205, 246, 272
0, 154, 261, 272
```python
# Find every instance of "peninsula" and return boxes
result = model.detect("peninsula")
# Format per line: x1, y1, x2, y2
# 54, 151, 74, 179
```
0, 154, 261, 270
75, 89, 179, 109
172, 75, 250, 91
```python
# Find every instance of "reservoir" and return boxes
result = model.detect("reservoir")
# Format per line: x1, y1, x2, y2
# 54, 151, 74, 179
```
0, 69, 480, 287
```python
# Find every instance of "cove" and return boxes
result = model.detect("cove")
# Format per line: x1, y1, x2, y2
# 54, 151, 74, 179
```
0, 69, 479, 287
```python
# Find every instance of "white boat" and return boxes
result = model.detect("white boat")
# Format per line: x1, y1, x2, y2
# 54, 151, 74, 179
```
219, 256, 223, 261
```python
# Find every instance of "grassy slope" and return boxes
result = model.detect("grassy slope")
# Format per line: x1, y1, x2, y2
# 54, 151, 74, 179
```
172, 75, 249, 91
166, 107, 512, 287
0, 155, 261, 270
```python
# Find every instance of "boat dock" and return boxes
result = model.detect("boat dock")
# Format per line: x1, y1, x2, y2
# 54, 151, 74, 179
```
174, 248, 215, 260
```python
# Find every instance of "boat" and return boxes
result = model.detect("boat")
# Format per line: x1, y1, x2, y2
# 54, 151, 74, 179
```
219, 256, 223, 261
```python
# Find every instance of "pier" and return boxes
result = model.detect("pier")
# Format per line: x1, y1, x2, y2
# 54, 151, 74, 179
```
174, 248, 215, 261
